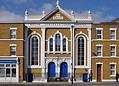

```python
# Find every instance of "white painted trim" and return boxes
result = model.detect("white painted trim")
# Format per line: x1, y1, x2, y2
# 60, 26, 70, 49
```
110, 44, 116, 57
9, 44, 17, 46
75, 33, 87, 67
0, 39, 24, 41
0, 57, 19, 82
96, 44, 103, 57
102, 79, 116, 81
0, 56, 23, 57
48, 37, 53, 52
10, 27, 17, 30
62, 36, 68, 52
110, 63, 116, 77
96, 28, 103, 40
96, 28, 103, 30
110, 28, 117, 40
110, 28, 117, 30
29, 33, 42, 67
26, 24, 92, 29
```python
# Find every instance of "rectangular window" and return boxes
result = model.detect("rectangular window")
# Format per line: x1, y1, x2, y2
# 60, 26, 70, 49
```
0, 64, 16, 77
10, 28, 16, 39
96, 29, 103, 39
96, 45, 103, 57
10, 46, 16, 56
110, 45, 116, 57
110, 30, 116, 40
110, 64, 116, 76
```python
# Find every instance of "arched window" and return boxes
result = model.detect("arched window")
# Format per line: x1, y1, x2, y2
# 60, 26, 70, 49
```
63, 38, 66, 51
55, 34, 61, 51
77, 37, 84, 65
49, 38, 53, 51
30, 35, 41, 66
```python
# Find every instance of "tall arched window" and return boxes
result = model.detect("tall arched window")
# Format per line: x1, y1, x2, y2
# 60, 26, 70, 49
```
30, 35, 41, 66
55, 34, 61, 51
49, 38, 53, 51
63, 38, 66, 51
77, 37, 84, 65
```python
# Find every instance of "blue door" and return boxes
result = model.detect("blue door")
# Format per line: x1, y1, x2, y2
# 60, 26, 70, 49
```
60, 62, 68, 77
48, 62, 56, 77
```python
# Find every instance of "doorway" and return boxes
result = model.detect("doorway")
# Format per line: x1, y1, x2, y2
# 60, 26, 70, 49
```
97, 64, 102, 82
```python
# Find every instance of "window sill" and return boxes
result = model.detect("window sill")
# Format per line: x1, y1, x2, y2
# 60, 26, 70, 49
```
75, 65, 89, 68
110, 75, 116, 77
46, 51, 71, 54
28, 66, 42, 68
110, 39, 116, 41
10, 38, 17, 40
97, 56, 103, 58
110, 56, 116, 58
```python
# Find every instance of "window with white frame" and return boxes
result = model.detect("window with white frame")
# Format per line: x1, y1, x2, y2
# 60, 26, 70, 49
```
110, 28, 116, 40
55, 34, 61, 51
110, 45, 116, 57
30, 35, 41, 66
10, 46, 16, 56
0, 64, 16, 77
10, 28, 16, 39
31, 36, 39, 65
63, 38, 66, 51
96, 28, 103, 39
110, 63, 116, 76
77, 37, 84, 65
49, 38, 53, 51
96, 45, 103, 57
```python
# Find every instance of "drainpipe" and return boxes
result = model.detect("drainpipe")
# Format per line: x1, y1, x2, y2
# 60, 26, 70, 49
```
71, 24, 74, 84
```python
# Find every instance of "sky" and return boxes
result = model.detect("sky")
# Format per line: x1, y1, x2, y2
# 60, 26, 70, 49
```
0, 0, 119, 22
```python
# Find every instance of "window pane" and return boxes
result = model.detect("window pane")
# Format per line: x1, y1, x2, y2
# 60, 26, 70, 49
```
6, 68, 10, 77
49, 38, 53, 51
0, 64, 4, 67
78, 37, 84, 65
97, 46, 102, 56
96, 30, 102, 39
12, 64, 16, 67
63, 38, 66, 51
6, 64, 10, 67
0, 68, 5, 77
10, 46, 16, 55
12, 68, 16, 77
31, 36, 38, 65
10, 29, 16, 39
110, 30, 116, 39
55, 34, 61, 51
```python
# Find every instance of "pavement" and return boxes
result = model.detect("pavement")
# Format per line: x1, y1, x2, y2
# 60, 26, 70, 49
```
0, 82, 119, 86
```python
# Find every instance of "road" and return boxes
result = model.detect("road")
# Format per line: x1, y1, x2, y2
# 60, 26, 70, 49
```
0, 82, 119, 86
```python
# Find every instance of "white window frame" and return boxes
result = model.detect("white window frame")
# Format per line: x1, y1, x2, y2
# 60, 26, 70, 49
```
76, 35, 86, 67
10, 44, 17, 56
47, 31, 69, 53
62, 36, 68, 52
30, 35, 41, 68
96, 28, 103, 40
110, 45, 116, 57
10, 28, 17, 39
110, 63, 116, 77
96, 44, 103, 57
110, 28, 117, 40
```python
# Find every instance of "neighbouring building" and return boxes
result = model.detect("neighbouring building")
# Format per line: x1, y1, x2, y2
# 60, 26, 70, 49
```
0, 1, 119, 82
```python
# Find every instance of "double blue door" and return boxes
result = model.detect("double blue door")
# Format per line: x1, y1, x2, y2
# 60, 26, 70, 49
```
48, 62, 68, 78
60, 62, 68, 77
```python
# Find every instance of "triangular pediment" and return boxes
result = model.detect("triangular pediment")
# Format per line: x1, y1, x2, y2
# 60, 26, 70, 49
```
40, 7, 73, 21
